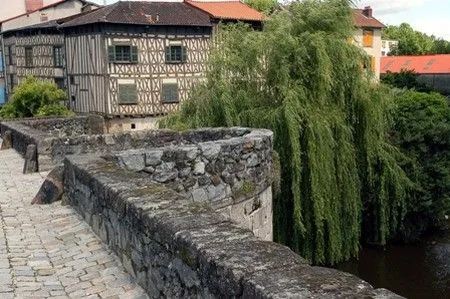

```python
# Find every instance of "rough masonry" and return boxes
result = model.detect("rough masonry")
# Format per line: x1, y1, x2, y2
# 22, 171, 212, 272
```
0, 116, 404, 298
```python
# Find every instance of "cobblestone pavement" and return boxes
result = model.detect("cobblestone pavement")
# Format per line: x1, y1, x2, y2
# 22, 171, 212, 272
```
0, 148, 148, 299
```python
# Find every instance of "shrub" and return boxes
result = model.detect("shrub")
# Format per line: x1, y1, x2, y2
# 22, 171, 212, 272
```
0, 76, 73, 119
391, 90, 450, 241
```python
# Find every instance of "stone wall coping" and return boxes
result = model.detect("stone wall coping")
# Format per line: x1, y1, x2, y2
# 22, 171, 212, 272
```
64, 152, 403, 299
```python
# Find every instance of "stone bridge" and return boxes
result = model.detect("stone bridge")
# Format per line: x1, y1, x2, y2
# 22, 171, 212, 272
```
0, 116, 403, 298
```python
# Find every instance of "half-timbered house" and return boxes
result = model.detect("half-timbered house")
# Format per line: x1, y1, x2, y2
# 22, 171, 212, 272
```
0, 0, 99, 100
59, 1, 214, 128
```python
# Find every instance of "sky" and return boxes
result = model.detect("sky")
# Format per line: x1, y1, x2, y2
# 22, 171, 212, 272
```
358, 0, 450, 40
90, 0, 450, 40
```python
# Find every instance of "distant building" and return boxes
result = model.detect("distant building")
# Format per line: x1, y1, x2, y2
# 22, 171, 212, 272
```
0, 0, 99, 101
381, 54, 450, 95
381, 39, 398, 56
352, 6, 385, 79
0, 0, 98, 32
0, 0, 264, 128
0, 0, 62, 23
57, 1, 263, 131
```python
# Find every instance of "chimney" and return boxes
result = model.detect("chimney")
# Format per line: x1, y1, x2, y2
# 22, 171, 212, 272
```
25, 0, 43, 13
363, 6, 372, 18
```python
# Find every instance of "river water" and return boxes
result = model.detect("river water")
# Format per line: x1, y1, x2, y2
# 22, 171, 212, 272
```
335, 225, 450, 299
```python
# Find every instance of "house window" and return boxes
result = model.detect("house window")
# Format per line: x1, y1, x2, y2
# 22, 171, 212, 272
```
54, 78, 65, 90
118, 84, 137, 104
362, 29, 374, 47
108, 45, 138, 63
165, 45, 187, 63
53, 46, 64, 67
70, 76, 75, 84
161, 83, 179, 103
25, 47, 33, 67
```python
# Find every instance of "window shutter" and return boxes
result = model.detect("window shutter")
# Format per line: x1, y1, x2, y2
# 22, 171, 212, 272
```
53, 47, 57, 66
181, 46, 187, 62
119, 84, 138, 104
162, 83, 179, 103
370, 56, 376, 73
165, 46, 171, 62
363, 30, 374, 47
108, 46, 115, 62
131, 46, 138, 63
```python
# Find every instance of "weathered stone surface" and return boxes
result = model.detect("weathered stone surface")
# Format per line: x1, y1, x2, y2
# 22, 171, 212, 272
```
32, 166, 64, 205
64, 135, 403, 299
0, 149, 147, 298
23, 144, 38, 174
193, 161, 205, 175
145, 150, 163, 166
0, 130, 12, 150
200, 142, 221, 160
117, 150, 145, 171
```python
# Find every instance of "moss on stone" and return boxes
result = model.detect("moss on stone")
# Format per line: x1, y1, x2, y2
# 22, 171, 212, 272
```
179, 247, 197, 269
234, 181, 257, 199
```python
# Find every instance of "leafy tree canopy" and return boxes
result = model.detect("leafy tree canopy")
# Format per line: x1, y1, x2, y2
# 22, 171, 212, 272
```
161, 0, 410, 265
0, 76, 73, 119
244, 0, 278, 14
381, 70, 434, 93
391, 90, 450, 241
383, 23, 450, 55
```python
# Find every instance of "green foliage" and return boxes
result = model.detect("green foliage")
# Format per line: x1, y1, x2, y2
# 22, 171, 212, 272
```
391, 90, 450, 241
383, 23, 450, 55
244, 0, 278, 14
381, 70, 434, 93
0, 76, 72, 119
161, 0, 410, 265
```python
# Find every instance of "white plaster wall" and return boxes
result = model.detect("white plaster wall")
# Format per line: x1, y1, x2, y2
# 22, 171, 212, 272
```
354, 28, 382, 80
105, 117, 162, 133
0, 0, 26, 22
2, 0, 83, 32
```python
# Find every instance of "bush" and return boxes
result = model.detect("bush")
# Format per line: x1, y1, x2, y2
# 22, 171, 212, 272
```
391, 90, 450, 241
0, 76, 73, 119
381, 70, 434, 93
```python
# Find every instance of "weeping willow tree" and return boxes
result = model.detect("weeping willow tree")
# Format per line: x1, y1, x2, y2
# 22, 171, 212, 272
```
161, 0, 410, 265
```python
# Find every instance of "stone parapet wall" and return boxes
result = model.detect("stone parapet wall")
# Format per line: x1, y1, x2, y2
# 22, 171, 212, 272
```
109, 128, 274, 240
64, 152, 402, 299
0, 115, 105, 171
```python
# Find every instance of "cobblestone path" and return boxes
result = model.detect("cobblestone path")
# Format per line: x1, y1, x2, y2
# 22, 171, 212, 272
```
0, 148, 148, 299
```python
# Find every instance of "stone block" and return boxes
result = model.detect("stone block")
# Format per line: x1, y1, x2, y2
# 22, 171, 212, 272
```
31, 166, 64, 204
118, 151, 145, 172
145, 150, 163, 166
23, 144, 38, 174
0, 130, 12, 150
193, 162, 205, 175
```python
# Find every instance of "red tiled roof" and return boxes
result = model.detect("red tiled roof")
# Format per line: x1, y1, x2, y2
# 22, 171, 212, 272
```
186, 0, 264, 21
352, 9, 384, 29
381, 55, 450, 74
